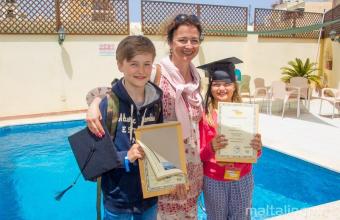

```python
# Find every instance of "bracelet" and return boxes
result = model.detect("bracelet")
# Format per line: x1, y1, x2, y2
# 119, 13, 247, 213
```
124, 156, 130, 172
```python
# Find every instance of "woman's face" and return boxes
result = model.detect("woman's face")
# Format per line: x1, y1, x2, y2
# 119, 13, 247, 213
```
169, 24, 200, 63
211, 80, 236, 103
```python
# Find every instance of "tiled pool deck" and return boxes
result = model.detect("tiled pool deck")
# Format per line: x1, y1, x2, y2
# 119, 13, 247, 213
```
1, 97, 339, 219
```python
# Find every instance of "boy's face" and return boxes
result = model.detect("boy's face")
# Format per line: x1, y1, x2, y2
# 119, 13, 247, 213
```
118, 53, 154, 89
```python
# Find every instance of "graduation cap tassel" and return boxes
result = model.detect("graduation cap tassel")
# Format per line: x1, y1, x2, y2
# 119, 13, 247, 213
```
55, 148, 96, 201
55, 172, 82, 201
55, 185, 73, 201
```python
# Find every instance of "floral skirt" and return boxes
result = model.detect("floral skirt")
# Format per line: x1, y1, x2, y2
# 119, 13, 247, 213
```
157, 162, 203, 220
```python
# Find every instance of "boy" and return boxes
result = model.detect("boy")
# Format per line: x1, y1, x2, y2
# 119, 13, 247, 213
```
99, 35, 163, 220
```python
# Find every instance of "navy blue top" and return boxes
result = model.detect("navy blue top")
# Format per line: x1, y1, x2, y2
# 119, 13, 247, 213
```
99, 79, 163, 214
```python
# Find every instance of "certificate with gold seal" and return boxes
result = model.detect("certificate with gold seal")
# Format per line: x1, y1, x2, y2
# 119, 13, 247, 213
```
216, 102, 259, 163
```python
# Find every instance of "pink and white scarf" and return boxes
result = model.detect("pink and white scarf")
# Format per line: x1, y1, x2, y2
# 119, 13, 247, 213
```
159, 56, 203, 139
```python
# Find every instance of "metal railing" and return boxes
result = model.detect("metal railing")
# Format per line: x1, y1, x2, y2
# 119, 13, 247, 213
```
0, 0, 129, 35
141, 0, 248, 37
254, 8, 323, 38
0, 0, 331, 38
323, 4, 340, 38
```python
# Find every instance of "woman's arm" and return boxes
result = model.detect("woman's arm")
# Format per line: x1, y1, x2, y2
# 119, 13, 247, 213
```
85, 86, 112, 137
86, 96, 105, 137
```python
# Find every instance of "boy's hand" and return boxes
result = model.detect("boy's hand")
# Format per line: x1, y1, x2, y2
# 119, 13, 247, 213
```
86, 97, 105, 137
250, 133, 262, 151
127, 144, 145, 163
211, 134, 228, 151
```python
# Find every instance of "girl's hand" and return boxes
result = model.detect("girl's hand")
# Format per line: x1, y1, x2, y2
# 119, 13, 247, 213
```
86, 97, 105, 137
250, 133, 262, 151
127, 144, 145, 163
211, 134, 228, 151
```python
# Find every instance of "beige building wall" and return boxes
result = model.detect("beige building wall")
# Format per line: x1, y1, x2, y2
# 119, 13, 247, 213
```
0, 25, 327, 117
330, 41, 340, 88
320, 38, 333, 87
304, 2, 333, 13
319, 38, 340, 88
274, 1, 332, 13
0, 34, 126, 117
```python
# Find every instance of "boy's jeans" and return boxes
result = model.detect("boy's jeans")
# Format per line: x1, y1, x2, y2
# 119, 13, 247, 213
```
103, 205, 157, 220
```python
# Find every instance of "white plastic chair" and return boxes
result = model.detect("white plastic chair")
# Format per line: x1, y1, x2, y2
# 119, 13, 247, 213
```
319, 85, 340, 118
253, 78, 268, 101
253, 77, 269, 111
269, 81, 299, 118
287, 77, 310, 110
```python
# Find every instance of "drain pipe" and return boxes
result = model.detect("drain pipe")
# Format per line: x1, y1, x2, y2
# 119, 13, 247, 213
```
314, 9, 326, 96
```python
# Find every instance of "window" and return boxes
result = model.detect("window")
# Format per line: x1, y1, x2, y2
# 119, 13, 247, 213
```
6, 9, 15, 18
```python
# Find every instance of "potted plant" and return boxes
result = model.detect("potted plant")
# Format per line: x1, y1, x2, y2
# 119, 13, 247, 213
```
281, 58, 321, 87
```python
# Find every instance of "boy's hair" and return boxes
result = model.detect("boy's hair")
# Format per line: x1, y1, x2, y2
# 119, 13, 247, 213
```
116, 35, 156, 64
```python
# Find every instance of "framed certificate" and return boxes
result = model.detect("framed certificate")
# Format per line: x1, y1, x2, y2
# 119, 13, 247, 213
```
216, 102, 259, 163
135, 122, 188, 199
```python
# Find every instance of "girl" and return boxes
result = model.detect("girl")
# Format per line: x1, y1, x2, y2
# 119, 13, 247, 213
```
199, 63, 262, 220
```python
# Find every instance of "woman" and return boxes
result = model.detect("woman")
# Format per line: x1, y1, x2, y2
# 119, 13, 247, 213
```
86, 14, 205, 219
154, 14, 204, 219
199, 63, 262, 220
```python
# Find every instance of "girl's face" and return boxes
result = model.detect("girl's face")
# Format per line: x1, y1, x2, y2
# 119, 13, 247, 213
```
169, 24, 200, 63
211, 80, 236, 103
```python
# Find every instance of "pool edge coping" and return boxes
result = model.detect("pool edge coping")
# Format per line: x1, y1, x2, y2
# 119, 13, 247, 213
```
0, 112, 86, 128
265, 145, 340, 174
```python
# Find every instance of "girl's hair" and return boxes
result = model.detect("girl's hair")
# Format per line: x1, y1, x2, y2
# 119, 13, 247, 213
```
116, 35, 156, 64
165, 14, 204, 44
204, 78, 242, 126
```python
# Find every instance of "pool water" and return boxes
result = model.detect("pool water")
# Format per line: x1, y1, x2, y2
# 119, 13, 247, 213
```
1, 120, 340, 220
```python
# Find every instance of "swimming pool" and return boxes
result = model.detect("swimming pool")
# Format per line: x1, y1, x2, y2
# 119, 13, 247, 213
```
1, 120, 340, 220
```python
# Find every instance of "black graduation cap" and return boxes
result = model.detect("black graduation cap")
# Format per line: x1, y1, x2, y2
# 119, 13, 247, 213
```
55, 126, 119, 201
197, 57, 243, 83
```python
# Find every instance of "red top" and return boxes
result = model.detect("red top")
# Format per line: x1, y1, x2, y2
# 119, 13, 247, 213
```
199, 110, 261, 181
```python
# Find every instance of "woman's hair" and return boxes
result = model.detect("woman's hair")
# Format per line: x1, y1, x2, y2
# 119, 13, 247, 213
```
204, 78, 242, 126
116, 35, 156, 64
165, 14, 204, 44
